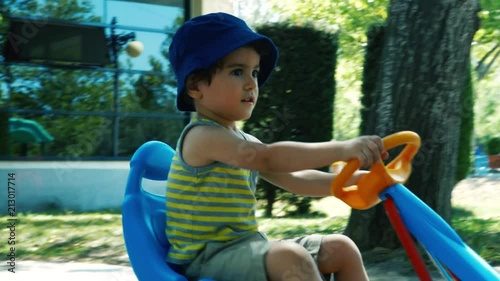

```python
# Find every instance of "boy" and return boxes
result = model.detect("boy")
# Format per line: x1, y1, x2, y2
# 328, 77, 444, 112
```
166, 12, 386, 281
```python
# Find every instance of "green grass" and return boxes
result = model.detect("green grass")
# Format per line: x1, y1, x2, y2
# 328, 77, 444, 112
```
0, 208, 498, 266
0, 210, 128, 265
259, 215, 347, 239
452, 207, 500, 265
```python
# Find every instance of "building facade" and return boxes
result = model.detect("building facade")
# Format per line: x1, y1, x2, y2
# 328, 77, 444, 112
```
0, 0, 235, 159
0, 0, 237, 213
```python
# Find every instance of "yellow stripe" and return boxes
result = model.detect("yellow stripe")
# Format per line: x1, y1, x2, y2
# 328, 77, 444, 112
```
167, 201, 252, 213
168, 211, 257, 224
168, 234, 234, 247
170, 164, 251, 178
168, 221, 217, 232
170, 163, 186, 171
169, 173, 248, 186
205, 176, 248, 185
166, 191, 255, 204
168, 221, 256, 233
171, 242, 205, 252
167, 182, 253, 195
169, 252, 196, 260
168, 226, 237, 240
168, 173, 199, 183
202, 166, 250, 176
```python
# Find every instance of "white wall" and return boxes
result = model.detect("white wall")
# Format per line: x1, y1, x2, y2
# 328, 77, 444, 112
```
0, 161, 166, 214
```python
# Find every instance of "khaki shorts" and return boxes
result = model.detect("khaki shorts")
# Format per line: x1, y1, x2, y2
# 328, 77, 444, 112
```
181, 232, 332, 281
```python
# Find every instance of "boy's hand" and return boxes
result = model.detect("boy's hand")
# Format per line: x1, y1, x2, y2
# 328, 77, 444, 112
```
345, 136, 388, 168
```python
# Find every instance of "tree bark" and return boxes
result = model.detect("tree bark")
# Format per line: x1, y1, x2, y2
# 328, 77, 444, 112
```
346, 0, 480, 250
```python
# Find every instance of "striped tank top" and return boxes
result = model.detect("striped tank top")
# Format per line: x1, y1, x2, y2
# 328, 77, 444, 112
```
165, 117, 259, 265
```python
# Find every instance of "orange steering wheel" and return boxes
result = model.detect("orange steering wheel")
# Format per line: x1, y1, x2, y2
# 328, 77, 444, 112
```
330, 131, 421, 210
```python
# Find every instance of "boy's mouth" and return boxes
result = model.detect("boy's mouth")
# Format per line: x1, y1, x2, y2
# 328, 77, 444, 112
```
241, 97, 255, 103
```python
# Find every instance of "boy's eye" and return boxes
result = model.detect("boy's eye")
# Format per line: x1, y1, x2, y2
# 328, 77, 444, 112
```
230, 69, 259, 78
231, 69, 244, 76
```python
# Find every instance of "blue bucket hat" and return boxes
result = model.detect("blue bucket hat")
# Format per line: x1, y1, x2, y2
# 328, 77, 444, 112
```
168, 12, 279, 112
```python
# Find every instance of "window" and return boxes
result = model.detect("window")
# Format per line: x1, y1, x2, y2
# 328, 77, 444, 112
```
0, 0, 188, 159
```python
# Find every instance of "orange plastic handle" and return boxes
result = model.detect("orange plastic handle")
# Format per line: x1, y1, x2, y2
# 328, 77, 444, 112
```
330, 131, 421, 210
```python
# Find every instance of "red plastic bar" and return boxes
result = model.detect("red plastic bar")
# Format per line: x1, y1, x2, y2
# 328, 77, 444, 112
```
384, 197, 433, 281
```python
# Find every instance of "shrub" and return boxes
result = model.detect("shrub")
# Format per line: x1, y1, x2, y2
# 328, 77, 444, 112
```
486, 137, 500, 155
245, 22, 338, 217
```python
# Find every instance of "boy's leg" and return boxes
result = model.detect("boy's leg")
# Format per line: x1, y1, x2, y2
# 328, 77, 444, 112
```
184, 232, 270, 281
284, 234, 368, 281
316, 234, 369, 281
266, 241, 324, 281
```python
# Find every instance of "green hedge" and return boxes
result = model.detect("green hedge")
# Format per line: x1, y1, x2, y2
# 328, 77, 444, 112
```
456, 64, 474, 182
486, 137, 500, 155
244, 22, 338, 216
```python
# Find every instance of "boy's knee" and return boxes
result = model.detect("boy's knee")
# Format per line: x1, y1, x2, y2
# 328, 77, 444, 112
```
266, 242, 318, 280
324, 234, 358, 250
319, 234, 361, 262
268, 241, 311, 260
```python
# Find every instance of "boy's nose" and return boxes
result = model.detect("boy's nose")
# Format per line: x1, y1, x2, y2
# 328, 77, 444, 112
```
245, 76, 258, 90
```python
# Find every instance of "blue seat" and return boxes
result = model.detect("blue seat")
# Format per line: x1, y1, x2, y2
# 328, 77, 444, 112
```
122, 141, 215, 281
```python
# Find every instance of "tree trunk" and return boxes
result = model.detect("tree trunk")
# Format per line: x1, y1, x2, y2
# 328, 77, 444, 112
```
265, 183, 277, 217
346, 0, 480, 250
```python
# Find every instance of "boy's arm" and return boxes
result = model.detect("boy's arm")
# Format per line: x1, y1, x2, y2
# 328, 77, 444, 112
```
182, 125, 386, 172
259, 169, 369, 197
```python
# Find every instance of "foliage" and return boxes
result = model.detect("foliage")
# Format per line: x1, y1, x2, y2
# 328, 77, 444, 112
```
266, 0, 498, 144
473, 0, 499, 80
473, 0, 500, 143
4, 0, 101, 22
474, 0, 500, 44
243, 22, 338, 217
486, 136, 500, 155
456, 64, 475, 182
474, 75, 500, 144
266, 0, 390, 140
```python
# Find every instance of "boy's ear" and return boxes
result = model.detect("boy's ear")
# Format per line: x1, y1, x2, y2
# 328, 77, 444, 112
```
186, 77, 202, 100
187, 88, 202, 100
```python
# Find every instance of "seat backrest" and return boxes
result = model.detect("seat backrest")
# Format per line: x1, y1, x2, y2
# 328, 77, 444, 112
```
122, 141, 187, 281
123, 141, 216, 281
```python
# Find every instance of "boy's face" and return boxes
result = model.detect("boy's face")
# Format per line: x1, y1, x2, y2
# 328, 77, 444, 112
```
190, 46, 261, 126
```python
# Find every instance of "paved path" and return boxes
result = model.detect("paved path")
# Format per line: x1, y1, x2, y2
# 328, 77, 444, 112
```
1, 260, 498, 280
0, 261, 137, 281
